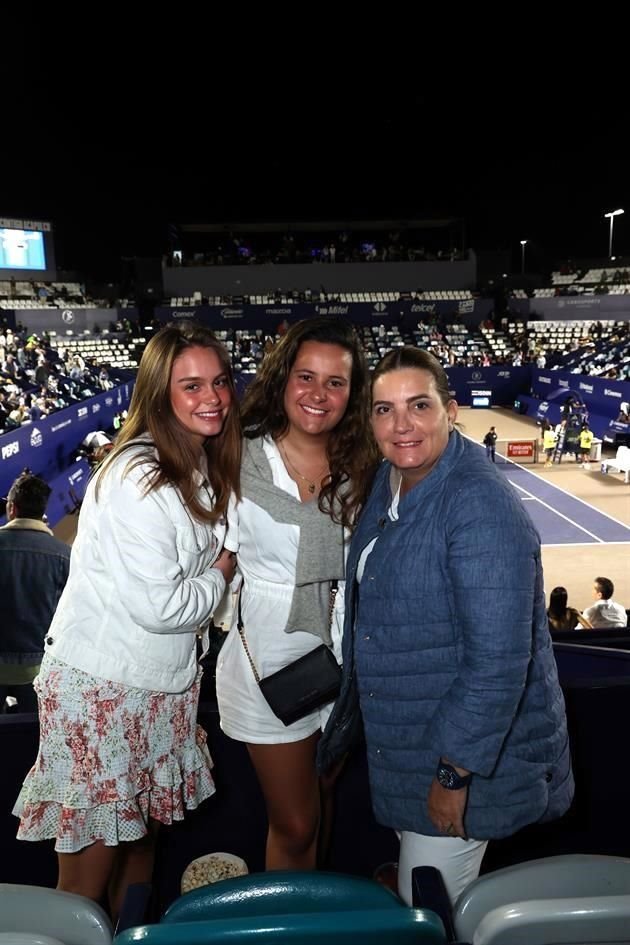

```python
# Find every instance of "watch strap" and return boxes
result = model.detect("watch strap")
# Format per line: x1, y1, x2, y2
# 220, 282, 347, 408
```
436, 761, 472, 790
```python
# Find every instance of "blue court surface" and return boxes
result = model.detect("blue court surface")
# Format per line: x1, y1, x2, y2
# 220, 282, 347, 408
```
496, 459, 629, 545
466, 437, 630, 546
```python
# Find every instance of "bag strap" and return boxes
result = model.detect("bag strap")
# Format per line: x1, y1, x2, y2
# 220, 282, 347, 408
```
237, 581, 338, 685
237, 592, 261, 684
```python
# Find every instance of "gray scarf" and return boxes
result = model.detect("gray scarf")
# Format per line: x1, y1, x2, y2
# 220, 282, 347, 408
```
240, 436, 346, 643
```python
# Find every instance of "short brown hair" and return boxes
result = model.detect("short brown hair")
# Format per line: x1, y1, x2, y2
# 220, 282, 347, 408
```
595, 577, 614, 600
371, 346, 453, 407
7, 471, 51, 520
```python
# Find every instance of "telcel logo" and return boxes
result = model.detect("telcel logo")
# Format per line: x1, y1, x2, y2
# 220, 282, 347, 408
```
1, 441, 20, 459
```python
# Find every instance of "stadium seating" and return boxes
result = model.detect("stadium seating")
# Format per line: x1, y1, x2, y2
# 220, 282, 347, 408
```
0, 885, 113, 944
450, 854, 630, 944
115, 872, 447, 945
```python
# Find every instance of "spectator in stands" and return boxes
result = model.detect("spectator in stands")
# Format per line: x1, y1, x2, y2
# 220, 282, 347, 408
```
13, 321, 241, 916
15, 342, 26, 370
35, 358, 50, 388
216, 317, 378, 872
7, 405, 27, 429
98, 366, 111, 390
1, 352, 19, 380
0, 391, 9, 430
483, 426, 497, 462
0, 472, 70, 712
583, 577, 628, 629
318, 347, 573, 907
547, 586, 592, 632
69, 361, 84, 383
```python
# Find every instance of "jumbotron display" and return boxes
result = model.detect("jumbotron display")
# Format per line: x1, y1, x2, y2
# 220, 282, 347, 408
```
0, 217, 53, 273
0, 228, 46, 270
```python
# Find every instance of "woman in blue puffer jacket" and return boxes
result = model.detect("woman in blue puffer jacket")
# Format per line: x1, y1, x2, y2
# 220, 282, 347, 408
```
318, 346, 574, 905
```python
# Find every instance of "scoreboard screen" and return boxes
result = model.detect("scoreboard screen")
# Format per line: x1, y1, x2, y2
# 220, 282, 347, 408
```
471, 389, 492, 408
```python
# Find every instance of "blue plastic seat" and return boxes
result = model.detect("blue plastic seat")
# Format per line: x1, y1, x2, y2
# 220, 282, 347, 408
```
114, 908, 446, 945
163, 870, 402, 922
114, 871, 448, 944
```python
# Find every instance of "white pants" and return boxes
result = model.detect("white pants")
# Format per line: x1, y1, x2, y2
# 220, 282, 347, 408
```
397, 831, 488, 907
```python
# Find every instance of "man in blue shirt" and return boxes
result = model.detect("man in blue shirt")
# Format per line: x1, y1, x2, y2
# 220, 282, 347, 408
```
0, 472, 70, 712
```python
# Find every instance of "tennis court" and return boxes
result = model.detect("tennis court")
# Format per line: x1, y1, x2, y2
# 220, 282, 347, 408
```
462, 408, 630, 612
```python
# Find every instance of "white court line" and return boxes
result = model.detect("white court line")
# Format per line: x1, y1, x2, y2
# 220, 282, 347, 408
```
543, 541, 630, 548
505, 459, 630, 531
465, 434, 630, 533
508, 478, 605, 543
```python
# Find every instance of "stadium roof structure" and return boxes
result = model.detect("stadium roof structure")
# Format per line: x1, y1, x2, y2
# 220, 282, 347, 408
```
179, 218, 461, 234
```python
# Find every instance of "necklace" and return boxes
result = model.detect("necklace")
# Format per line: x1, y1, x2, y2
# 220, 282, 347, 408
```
279, 443, 329, 494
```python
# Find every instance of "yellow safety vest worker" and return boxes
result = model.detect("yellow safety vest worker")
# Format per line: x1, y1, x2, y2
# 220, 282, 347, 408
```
579, 429, 594, 451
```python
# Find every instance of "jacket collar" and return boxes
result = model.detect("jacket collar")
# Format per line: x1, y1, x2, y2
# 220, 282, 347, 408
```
0, 517, 53, 535
375, 428, 464, 512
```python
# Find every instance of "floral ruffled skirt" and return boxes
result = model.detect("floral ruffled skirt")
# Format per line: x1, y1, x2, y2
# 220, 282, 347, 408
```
13, 656, 215, 853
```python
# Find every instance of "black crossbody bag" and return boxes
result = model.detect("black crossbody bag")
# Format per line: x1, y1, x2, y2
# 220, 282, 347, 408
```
237, 582, 342, 727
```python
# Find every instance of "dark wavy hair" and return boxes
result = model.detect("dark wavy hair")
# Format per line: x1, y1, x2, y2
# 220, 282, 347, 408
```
96, 321, 241, 523
240, 317, 378, 527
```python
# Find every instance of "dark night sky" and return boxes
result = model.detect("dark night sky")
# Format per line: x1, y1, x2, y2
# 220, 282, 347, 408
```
5, 33, 627, 281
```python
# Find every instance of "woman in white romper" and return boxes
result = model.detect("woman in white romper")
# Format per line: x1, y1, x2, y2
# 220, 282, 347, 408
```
216, 317, 378, 870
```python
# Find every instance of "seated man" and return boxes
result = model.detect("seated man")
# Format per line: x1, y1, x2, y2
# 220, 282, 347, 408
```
0, 472, 71, 712
583, 577, 628, 629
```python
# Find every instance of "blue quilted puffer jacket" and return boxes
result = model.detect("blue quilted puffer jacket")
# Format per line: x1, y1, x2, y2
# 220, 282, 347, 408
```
319, 431, 574, 839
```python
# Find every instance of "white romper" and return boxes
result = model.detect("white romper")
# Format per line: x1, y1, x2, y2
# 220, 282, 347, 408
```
216, 437, 344, 743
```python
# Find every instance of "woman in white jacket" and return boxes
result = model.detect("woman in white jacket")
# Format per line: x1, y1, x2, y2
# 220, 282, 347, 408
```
14, 321, 241, 916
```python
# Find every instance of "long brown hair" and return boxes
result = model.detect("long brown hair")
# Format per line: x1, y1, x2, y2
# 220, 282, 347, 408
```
96, 321, 241, 523
241, 317, 378, 527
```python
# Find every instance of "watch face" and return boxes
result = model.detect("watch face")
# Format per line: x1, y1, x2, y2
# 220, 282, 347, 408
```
438, 766, 456, 788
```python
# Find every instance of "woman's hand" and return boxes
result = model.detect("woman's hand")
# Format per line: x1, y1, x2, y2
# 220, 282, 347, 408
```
213, 549, 237, 584
427, 779, 468, 840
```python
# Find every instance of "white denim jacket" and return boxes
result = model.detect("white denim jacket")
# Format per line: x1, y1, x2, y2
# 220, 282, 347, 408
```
45, 445, 238, 693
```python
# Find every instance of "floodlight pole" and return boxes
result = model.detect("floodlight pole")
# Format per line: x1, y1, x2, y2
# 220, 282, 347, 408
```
520, 240, 528, 275
604, 209, 624, 259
